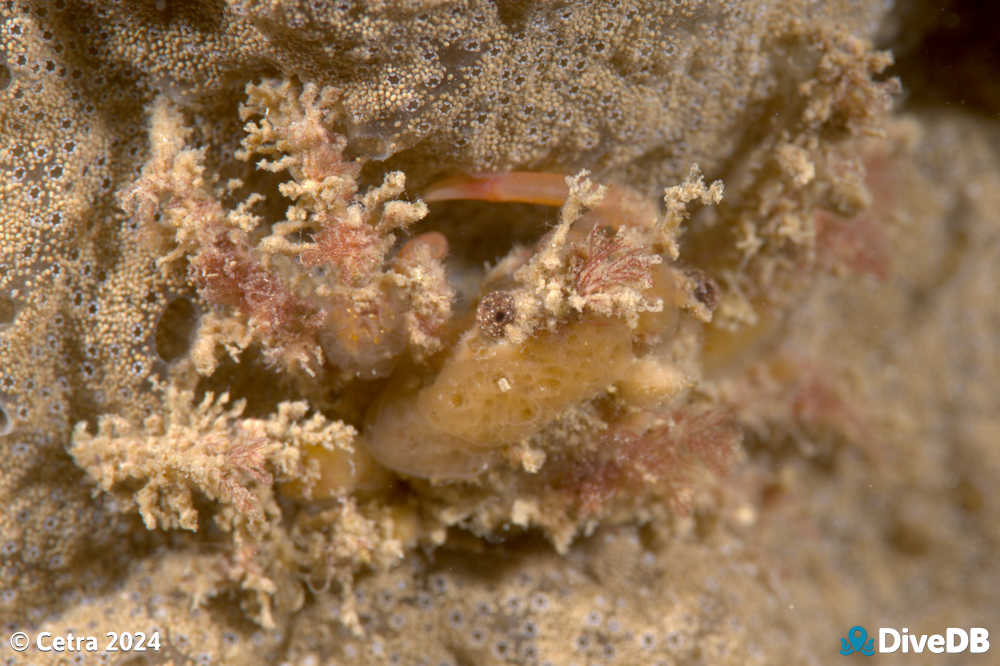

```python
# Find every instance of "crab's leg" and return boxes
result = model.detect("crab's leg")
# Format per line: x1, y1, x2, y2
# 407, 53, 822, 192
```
424, 171, 570, 207
423, 171, 658, 229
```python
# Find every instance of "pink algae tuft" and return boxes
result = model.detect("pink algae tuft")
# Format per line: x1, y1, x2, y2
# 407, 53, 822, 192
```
558, 409, 741, 515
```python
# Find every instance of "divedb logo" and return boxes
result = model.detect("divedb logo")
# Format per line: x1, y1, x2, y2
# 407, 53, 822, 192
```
841, 625, 991, 655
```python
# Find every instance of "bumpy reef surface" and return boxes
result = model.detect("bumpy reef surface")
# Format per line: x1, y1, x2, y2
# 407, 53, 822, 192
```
1, 1, 998, 664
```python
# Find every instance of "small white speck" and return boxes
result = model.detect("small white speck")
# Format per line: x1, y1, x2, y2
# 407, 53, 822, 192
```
734, 504, 756, 526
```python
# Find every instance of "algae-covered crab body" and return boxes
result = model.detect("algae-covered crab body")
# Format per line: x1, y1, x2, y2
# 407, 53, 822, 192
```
357, 170, 719, 482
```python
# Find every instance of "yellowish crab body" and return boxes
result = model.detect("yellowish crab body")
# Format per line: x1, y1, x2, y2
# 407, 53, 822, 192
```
299, 169, 723, 491
356, 170, 720, 481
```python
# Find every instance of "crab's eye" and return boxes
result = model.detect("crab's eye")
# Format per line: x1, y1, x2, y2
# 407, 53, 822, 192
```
686, 268, 719, 311
476, 291, 516, 338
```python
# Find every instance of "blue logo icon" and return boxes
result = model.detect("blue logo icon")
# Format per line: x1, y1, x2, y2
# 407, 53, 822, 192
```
841, 626, 875, 656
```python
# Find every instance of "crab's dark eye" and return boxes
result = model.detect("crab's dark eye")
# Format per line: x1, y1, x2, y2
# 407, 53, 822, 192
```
476, 291, 516, 338
686, 268, 718, 311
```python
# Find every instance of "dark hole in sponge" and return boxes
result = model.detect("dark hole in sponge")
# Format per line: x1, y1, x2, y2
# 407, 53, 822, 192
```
495, 0, 534, 32
0, 401, 10, 436
194, 345, 290, 419
889, 0, 1000, 114
154, 297, 197, 363
0, 63, 11, 91
0, 294, 18, 327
